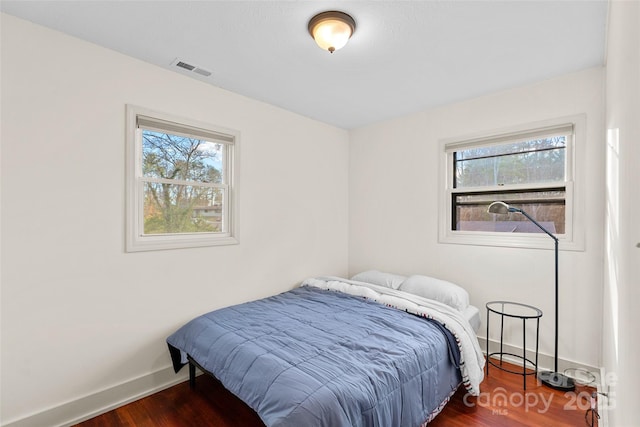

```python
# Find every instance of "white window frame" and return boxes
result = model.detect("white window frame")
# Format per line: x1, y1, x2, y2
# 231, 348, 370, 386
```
438, 115, 586, 251
125, 105, 239, 252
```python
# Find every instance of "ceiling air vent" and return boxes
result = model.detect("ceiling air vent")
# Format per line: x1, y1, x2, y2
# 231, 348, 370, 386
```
171, 59, 212, 77
176, 61, 195, 71
192, 67, 212, 77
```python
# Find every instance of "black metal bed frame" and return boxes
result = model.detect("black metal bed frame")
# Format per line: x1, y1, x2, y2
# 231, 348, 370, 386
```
187, 354, 209, 389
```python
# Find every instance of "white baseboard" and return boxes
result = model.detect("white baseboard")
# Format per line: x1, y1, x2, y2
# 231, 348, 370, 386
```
596, 366, 609, 427
2, 366, 190, 427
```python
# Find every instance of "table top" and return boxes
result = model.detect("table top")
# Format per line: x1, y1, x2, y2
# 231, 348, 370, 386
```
486, 301, 543, 319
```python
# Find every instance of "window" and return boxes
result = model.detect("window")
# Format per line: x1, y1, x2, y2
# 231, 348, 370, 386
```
126, 105, 239, 251
439, 116, 585, 250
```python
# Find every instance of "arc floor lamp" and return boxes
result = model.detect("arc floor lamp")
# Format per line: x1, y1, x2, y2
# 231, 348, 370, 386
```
487, 201, 575, 391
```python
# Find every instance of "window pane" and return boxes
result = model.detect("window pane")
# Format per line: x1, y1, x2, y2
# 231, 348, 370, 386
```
142, 130, 224, 184
455, 137, 566, 188
454, 190, 565, 234
143, 182, 225, 234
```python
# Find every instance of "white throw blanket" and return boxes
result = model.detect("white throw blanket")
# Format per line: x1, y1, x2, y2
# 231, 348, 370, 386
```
302, 276, 485, 396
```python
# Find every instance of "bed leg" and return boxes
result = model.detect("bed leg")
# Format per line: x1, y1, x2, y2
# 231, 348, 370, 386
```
189, 361, 196, 389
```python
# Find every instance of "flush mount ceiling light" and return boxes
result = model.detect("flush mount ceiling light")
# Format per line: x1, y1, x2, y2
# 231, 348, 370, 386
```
308, 11, 356, 53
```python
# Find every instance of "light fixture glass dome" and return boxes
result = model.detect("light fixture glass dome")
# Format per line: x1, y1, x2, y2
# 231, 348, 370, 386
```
308, 11, 356, 53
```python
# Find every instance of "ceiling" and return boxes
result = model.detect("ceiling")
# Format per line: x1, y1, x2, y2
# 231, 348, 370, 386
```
1, 1, 608, 129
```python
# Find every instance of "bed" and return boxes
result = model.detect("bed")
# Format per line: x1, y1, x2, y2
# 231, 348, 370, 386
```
167, 273, 484, 427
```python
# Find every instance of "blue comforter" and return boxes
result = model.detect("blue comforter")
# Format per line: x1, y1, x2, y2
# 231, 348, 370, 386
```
167, 286, 461, 427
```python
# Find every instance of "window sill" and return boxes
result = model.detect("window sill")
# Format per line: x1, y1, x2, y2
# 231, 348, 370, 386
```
126, 234, 239, 252
438, 230, 584, 252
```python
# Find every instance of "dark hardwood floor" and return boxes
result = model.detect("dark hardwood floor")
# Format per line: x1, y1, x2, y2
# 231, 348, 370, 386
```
75, 360, 597, 427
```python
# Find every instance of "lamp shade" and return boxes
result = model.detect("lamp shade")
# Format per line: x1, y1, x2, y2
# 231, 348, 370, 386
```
487, 201, 512, 214
308, 11, 356, 53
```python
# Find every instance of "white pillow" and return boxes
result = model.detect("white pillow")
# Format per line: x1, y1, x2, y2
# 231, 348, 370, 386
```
398, 275, 469, 312
350, 270, 406, 290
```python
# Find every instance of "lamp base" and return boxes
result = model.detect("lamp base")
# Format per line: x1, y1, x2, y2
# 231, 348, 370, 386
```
537, 371, 575, 391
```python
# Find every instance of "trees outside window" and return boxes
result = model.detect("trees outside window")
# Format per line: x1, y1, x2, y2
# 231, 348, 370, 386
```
452, 134, 568, 234
142, 130, 224, 235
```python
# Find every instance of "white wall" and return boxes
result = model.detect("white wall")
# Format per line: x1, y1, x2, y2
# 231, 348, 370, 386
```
603, 1, 640, 426
349, 68, 605, 372
0, 14, 349, 426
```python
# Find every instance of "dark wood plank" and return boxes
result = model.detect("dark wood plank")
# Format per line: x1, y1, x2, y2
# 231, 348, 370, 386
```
429, 360, 598, 427
75, 359, 597, 426
75, 374, 265, 427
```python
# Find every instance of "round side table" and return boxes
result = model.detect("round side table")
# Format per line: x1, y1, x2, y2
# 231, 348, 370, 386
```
486, 301, 542, 390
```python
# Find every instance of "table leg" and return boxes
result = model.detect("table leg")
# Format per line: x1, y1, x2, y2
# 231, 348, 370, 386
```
486, 309, 490, 376
535, 318, 540, 377
499, 308, 504, 366
523, 318, 527, 390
